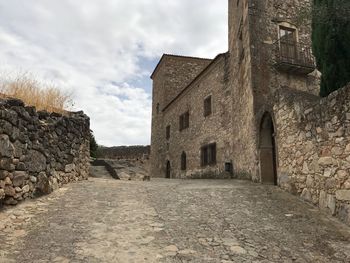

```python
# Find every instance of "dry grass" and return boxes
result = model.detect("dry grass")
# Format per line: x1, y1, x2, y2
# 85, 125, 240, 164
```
0, 73, 73, 114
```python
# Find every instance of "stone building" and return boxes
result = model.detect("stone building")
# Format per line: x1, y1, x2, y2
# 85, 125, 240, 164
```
150, 0, 350, 225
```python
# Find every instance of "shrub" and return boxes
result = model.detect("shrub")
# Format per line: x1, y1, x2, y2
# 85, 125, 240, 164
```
90, 130, 99, 158
0, 72, 73, 114
312, 0, 350, 97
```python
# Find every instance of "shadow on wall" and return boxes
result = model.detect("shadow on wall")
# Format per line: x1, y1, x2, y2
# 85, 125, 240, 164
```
90, 159, 120, 180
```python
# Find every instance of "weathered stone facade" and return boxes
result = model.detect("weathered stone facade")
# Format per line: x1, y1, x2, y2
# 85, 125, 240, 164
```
150, 0, 350, 225
275, 85, 350, 225
0, 98, 90, 206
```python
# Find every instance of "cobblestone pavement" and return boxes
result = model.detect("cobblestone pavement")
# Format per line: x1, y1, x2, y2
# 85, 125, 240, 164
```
0, 177, 350, 263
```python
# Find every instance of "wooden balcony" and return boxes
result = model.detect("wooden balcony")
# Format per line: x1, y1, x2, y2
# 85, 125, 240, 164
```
274, 42, 316, 75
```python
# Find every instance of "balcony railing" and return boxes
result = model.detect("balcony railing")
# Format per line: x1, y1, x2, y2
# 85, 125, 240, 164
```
274, 41, 316, 75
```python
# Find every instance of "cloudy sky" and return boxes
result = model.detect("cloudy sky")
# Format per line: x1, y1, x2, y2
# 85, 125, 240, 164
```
0, 0, 227, 146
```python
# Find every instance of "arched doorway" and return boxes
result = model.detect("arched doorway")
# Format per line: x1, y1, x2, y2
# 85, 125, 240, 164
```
259, 112, 277, 185
166, 161, 171, 178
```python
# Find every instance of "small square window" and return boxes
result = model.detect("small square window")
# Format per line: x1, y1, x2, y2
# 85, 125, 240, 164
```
204, 96, 212, 117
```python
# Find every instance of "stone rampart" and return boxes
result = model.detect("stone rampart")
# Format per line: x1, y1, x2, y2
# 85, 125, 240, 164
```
98, 145, 150, 160
0, 98, 90, 206
275, 84, 350, 225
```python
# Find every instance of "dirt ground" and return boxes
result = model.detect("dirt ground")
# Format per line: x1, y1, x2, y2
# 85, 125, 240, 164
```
0, 175, 349, 263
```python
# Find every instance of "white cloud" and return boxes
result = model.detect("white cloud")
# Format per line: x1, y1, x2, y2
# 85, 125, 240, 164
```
0, 0, 227, 146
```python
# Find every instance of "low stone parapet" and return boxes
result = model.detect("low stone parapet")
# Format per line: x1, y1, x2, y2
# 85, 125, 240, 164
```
0, 98, 90, 206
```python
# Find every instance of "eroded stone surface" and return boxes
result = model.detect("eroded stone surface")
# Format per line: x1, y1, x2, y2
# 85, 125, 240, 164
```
0, 178, 349, 263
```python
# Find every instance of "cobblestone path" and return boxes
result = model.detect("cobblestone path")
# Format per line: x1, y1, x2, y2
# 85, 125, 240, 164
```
0, 178, 350, 263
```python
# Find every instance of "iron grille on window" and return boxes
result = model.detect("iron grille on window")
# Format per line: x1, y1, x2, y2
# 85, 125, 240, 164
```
201, 143, 216, 166
274, 26, 315, 74
179, 111, 189, 131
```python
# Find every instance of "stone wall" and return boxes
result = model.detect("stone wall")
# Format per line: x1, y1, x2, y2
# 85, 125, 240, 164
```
275, 85, 350, 225
0, 98, 90, 206
151, 55, 212, 108
97, 145, 150, 160
151, 54, 233, 179
228, 0, 257, 179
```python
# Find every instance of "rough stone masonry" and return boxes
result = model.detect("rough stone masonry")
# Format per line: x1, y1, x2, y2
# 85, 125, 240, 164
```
150, 0, 350, 226
0, 98, 90, 206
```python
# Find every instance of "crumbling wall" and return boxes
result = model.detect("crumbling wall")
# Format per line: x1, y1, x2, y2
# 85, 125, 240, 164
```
0, 98, 90, 206
275, 85, 350, 225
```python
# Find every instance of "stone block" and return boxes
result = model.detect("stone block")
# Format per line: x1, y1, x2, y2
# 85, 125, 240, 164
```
4, 177, 12, 185
319, 190, 327, 209
35, 172, 52, 195
325, 178, 337, 190
4, 197, 17, 205
0, 135, 14, 158
4, 186, 16, 197
0, 158, 15, 171
331, 147, 343, 156
30, 176, 37, 183
344, 180, 350, 189
65, 164, 75, 173
16, 162, 27, 171
335, 190, 350, 201
22, 185, 30, 194
318, 157, 333, 166
49, 177, 59, 191
26, 150, 46, 172
301, 188, 312, 202
306, 175, 314, 188
338, 204, 350, 225
0, 170, 9, 180
12, 171, 28, 187
0, 189, 5, 199
336, 170, 348, 180
327, 194, 336, 215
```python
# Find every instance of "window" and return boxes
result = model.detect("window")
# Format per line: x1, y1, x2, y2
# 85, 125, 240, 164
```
279, 26, 297, 60
181, 152, 187, 170
179, 111, 189, 131
225, 162, 233, 173
156, 103, 160, 114
238, 19, 244, 62
166, 125, 171, 140
201, 143, 217, 166
204, 96, 212, 117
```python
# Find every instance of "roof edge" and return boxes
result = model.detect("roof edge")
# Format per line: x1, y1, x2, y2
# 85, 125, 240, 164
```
150, 54, 212, 80
162, 52, 227, 112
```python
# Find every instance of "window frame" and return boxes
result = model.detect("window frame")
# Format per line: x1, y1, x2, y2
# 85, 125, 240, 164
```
201, 143, 217, 166
166, 125, 171, 140
179, 111, 190, 131
204, 96, 212, 117
181, 151, 187, 171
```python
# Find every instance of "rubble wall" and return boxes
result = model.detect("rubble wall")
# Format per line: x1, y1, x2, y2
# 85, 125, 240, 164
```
0, 98, 90, 206
275, 85, 350, 225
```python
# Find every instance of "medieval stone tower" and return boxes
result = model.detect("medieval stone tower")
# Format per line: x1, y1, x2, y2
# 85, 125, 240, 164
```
150, 0, 318, 181
150, 0, 350, 225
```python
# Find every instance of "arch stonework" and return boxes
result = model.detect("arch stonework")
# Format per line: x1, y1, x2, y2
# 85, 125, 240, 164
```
166, 160, 171, 178
258, 112, 278, 185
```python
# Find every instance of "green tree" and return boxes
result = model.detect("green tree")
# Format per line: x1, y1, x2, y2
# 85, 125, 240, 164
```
90, 130, 99, 158
312, 0, 350, 97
